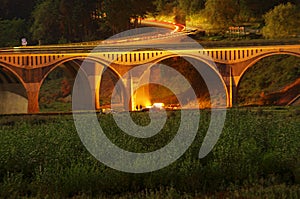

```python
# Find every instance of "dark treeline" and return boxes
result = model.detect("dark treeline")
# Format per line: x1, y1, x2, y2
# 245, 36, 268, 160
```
155, 0, 299, 16
0, 0, 299, 46
0, 0, 156, 46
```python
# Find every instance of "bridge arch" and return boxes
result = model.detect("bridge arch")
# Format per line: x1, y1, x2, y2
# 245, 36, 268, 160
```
139, 53, 229, 107
41, 56, 124, 85
82, 56, 128, 110
0, 62, 26, 85
40, 56, 126, 111
237, 52, 300, 106
0, 63, 28, 114
237, 51, 300, 88
41, 58, 82, 86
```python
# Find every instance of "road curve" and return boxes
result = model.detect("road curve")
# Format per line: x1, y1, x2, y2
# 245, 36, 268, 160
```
141, 19, 186, 33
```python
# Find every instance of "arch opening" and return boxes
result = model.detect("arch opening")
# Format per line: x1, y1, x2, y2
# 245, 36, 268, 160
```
99, 67, 126, 112
133, 55, 228, 110
39, 58, 127, 113
237, 54, 300, 106
39, 62, 78, 112
0, 66, 28, 114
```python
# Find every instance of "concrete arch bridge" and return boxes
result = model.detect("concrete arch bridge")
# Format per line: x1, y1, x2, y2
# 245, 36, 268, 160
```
0, 44, 299, 114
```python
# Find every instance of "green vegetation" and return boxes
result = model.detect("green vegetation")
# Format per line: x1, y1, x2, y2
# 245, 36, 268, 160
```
1, 0, 300, 46
238, 55, 300, 106
39, 65, 122, 112
202, 0, 239, 33
0, 0, 156, 46
262, 3, 300, 39
0, 108, 299, 198
0, 19, 28, 47
153, 0, 300, 40
39, 67, 73, 112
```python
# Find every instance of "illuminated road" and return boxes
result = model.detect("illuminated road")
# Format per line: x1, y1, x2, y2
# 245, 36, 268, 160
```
0, 18, 190, 53
100, 19, 187, 45
141, 19, 186, 32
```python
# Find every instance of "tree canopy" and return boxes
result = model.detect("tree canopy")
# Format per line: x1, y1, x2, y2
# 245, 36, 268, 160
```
31, 0, 102, 44
0, 0, 36, 20
202, 0, 239, 32
262, 3, 300, 39
0, 0, 300, 46
0, 19, 27, 46
103, 0, 155, 34
0, 0, 156, 46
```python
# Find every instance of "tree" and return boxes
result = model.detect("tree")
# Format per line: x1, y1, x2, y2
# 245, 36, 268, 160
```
31, 0, 61, 44
31, 0, 103, 44
235, 0, 252, 22
203, 0, 239, 32
31, 0, 59, 44
103, 0, 156, 34
58, 0, 100, 42
0, 19, 27, 47
242, 0, 300, 20
154, 0, 177, 15
0, 0, 36, 20
178, 0, 191, 15
189, 0, 206, 14
262, 3, 300, 39
130, 0, 156, 27
103, 0, 132, 34
177, 0, 205, 15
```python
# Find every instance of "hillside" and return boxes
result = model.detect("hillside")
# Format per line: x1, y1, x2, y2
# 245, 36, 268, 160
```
260, 78, 300, 106
238, 54, 300, 106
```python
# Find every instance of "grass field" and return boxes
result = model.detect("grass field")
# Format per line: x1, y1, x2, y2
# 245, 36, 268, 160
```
0, 107, 299, 198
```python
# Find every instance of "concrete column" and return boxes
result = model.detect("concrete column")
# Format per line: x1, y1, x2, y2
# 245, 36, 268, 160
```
229, 68, 239, 107
223, 67, 239, 107
231, 86, 238, 106
228, 69, 233, 108
127, 71, 150, 111
133, 67, 152, 110
119, 77, 131, 111
88, 62, 103, 110
24, 82, 41, 113
130, 75, 135, 111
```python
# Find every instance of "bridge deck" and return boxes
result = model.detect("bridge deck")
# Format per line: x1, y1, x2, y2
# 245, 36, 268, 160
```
1, 44, 300, 68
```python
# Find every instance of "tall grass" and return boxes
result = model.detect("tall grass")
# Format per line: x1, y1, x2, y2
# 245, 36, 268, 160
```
0, 108, 299, 198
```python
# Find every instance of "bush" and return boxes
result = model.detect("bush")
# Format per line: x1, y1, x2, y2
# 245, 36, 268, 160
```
262, 3, 300, 39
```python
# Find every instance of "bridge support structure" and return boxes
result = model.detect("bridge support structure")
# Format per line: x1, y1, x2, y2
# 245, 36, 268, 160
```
0, 44, 299, 113
24, 83, 41, 113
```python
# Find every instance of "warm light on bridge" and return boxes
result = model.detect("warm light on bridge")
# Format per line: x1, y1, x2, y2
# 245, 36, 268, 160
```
1, 44, 300, 113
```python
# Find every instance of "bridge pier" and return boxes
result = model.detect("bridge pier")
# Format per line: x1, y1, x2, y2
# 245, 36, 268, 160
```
87, 62, 103, 110
228, 67, 239, 107
129, 67, 152, 111
229, 83, 238, 107
24, 83, 41, 113
227, 61, 255, 107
